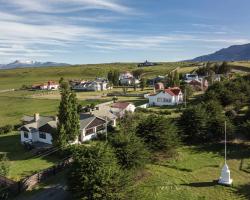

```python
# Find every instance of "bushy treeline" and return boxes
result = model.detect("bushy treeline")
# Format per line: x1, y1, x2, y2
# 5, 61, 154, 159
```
203, 75, 250, 107
196, 61, 232, 76
67, 112, 180, 200
180, 74, 250, 143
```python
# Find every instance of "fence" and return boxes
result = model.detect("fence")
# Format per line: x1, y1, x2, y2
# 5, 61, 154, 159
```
0, 157, 73, 197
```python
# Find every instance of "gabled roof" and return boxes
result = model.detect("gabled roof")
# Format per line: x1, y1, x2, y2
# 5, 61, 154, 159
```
149, 87, 182, 97
79, 114, 106, 130
112, 102, 130, 110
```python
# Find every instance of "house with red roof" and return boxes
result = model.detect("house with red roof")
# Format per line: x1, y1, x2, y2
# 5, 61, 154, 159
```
148, 87, 183, 106
110, 102, 136, 117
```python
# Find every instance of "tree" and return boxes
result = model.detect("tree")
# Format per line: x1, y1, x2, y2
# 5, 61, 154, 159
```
68, 92, 80, 141
136, 115, 179, 152
107, 70, 120, 86
218, 62, 231, 74
110, 132, 149, 170
140, 78, 146, 91
132, 69, 144, 79
242, 120, 250, 139
179, 105, 208, 143
57, 79, 79, 147
68, 143, 129, 200
0, 154, 9, 176
112, 96, 118, 103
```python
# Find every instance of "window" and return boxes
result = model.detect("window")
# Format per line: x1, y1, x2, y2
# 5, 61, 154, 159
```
39, 132, 46, 139
24, 132, 29, 138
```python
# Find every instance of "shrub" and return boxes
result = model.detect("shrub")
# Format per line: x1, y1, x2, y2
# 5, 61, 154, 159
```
68, 143, 129, 200
136, 114, 180, 153
110, 132, 149, 170
0, 125, 13, 135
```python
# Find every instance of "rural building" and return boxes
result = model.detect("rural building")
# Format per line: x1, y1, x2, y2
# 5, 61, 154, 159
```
138, 60, 157, 67
189, 79, 208, 91
148, 87, 183, 106
32, 81, 59, 90
119, 72, 139, 86
19, 113, 107, 145
110, 102, 136, 118
72, 78, 110, 91
184, 74, 199, 83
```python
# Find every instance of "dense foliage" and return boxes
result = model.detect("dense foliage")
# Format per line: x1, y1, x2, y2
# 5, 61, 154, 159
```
136, 114, 180, 153
56, 78, 80, 147
107, 70, 120, 86
68, 143, 129, 200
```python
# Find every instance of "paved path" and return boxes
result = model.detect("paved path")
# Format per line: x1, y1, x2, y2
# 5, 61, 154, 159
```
16, 184, 72, 200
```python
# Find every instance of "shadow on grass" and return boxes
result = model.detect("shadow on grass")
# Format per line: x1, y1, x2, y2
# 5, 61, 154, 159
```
154, 163, 193, 172
181, 180, 218, 188
192, 142, 250, 161
235, 183, 250, 200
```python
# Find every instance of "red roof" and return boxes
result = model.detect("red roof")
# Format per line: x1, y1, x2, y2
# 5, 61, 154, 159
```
112, 102, 130, 110
164, 87, 181, 96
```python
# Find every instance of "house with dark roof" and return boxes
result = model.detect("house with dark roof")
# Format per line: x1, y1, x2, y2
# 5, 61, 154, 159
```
20, 113, 107, 145
147, 87, 183, 106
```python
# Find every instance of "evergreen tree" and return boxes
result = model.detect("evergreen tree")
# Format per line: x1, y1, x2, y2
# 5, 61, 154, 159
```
57, 79, 79, 146
68, 143, 129, 200
68, 92, 80, 141
110, 131, 149, 170
136, 115, 179, 152
179, 105, 208, 143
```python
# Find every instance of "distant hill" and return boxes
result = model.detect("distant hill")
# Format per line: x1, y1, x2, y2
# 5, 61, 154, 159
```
189, 43, 250, 62
0, 60, 70, 69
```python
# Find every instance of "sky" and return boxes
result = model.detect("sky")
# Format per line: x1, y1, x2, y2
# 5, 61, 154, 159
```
0, 0, 250, 64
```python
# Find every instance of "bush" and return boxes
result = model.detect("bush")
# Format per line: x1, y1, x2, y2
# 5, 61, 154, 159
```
110, 132, 149, 170
136, 114, 180, 153
68, 143, 129, 200
0, 125, 13, 135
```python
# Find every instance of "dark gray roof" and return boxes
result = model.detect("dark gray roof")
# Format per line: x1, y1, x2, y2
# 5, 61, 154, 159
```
79, 114, 96, 130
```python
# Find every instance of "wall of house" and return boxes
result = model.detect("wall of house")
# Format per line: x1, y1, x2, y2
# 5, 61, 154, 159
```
148, 92, 175, 106
20, 131, 32, 143
36, 132, 53, 144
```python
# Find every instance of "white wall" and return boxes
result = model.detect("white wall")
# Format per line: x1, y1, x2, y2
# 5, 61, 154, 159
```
148, 92, 178, 106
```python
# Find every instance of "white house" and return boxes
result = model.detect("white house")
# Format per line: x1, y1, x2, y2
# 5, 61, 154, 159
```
20, 113, 107, 145
72, 79, 110, 91
32, 81, 59, 90
184, 74, 199, 83
148, 87, 183, 106
110, 102, 136, 118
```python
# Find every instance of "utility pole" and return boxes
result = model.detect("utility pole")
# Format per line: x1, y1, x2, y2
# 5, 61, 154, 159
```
105, 116, 108, 142
184, 87, 187, 108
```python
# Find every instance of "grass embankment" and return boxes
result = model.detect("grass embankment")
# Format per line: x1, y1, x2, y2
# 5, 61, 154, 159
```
0, 132, 60, 181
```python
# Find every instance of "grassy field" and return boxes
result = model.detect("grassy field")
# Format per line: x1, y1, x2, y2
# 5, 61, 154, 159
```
17, 142, 250, 200
0, 62, 190, 90
135, 142, 250, 200
0, 132, 60, 181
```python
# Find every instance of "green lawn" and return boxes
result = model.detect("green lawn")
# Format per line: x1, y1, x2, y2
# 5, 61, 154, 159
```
0, 132, 60, 181
135, 143, 250, 200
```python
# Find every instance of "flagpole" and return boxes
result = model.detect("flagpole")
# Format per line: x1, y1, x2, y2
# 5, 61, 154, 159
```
225, 121, 227, 164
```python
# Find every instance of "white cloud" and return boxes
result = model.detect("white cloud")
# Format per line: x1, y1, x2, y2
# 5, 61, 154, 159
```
1, 0, 132, 13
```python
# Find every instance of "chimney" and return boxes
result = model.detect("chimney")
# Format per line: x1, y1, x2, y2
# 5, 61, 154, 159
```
34, 113, 40, 122
54, 116, 58, 122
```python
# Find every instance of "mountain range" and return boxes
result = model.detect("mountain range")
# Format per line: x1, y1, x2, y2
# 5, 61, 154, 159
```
190, 43, 250, 62
0, 60, 70, 69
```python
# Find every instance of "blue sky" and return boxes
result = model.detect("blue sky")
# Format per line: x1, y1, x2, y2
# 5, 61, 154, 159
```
0, 0, 250, 64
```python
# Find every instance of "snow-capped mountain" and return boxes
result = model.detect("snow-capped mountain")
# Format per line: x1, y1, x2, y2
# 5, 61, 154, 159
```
0, 60, 70, 69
